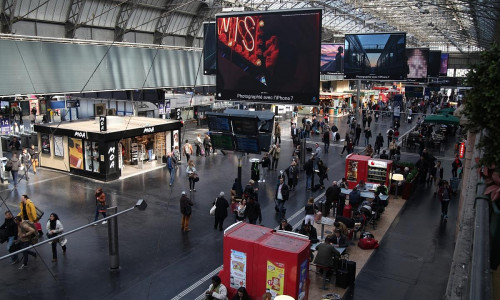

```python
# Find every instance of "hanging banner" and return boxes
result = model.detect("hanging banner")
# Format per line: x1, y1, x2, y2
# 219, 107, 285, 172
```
230, 250, 247, 289
266, 261, 285, 297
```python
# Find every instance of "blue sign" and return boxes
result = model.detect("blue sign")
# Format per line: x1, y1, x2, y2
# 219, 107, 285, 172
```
1, 118, 10, 135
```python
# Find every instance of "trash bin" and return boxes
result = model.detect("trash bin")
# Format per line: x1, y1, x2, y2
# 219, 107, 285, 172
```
250, 158, 260, 181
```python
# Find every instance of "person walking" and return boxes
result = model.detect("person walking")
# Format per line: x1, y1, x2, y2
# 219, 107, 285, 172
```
146, 138, 154, 162
186, 160, 197, 192
340, 134, 350, 156
364, 127, 372, 146
275, 177, 290, 221
354, 124, 362, 146
286, 160, 299, 191
7, 152, 22, 188
213, 192, 229, 231
274, 123, 281, 144
245, 197, 262, 225
1, 211, 19, 264
46, 213, 67, 262
375, 133, 384, 155
180, 191, 193, 232
387, 127, 394, 147
21, 148, 31, 180
438, 180, 453, 221
28, 144, 39, 175
17, 195, 37, 222
323, 127, 331, 154
367, 114, 372, 127
259, 153, 271, 183
14, 216, 38, 269
182, 140, 193, 163
195, 133, 203, 156
167, 152, 176, 186
94, 188, 107, 225
451, 154, 462, 178
269, 143, 280, 170
203, 134, 212, 157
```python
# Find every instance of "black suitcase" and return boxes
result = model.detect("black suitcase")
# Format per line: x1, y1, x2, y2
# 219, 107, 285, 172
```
346, 260, 356, 285
335, 269, 349, 288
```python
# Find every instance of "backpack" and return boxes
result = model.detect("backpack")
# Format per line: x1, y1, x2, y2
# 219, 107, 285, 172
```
358, 237, 379, 249
5, 160, 12, 172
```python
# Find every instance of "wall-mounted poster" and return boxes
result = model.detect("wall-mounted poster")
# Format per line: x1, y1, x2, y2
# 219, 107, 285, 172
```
230, 250, 247, 289
41, 134, 50, 155
298, 259, 308, 300
68, 138, 83, 169
266, 261, 285, 297
173, 130, 179, 149
54, 136, 64, 157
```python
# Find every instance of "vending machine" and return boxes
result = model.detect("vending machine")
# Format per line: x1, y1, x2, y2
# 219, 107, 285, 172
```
345, 154, 392, 189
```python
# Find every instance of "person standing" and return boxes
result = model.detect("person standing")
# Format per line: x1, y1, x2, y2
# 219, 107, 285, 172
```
305, 156, 315, 190
274, 123, 281, 145
286, 160, 299, 191
451, 154, 462, 178
324, 181, 341, 217
28, 144, 39, 175
245, 197, 262, 225
340, 134, 350, 156
367, 113, 372, 127
203, 134, 212, 157
1, 211, 19, 264
354, 124, 362, 146
46, 213, 67, 262
186, 160, 197, 192
387, 127, 394, 148
375, 133, 384, 155
204, 275, 228, 300
167, 152, 175, 186
21, 148, 31, 180
269, 143, 280, 170
146, 138, 154, 162
182, 140, 193, 163
323, 127, 330, 154
364, 127, 372, 146
195, 133, 202, 156
8, 137, 21, 152
259, 153, 271, 183
7, 152, 22, 188
180, 191, 193, 232
438, 180, 453, 221
18, 195, 37, 222
275, 177, 290, 221
214, 192, 229, 231
14, 216, 38, 269
94, 188, 107, 225
313, 143, 322, 170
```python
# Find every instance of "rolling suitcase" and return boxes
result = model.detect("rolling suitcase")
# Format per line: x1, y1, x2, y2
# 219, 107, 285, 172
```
335, 257, 349, 288
450, 177, 460, 193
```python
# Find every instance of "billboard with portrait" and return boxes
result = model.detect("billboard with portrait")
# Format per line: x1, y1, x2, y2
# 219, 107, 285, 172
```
344, 32, 406, 80
406, 48, 429, 79
216, 9, 321, 105
320, 43, 344, 74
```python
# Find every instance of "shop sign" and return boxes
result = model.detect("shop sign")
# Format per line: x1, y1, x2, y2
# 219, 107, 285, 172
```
74, 131, 87, 139
99, 116, 107, 132
368, 160, 387, 168
1, 118, 10, 135
143, 127, 154, 134
107, 142, 117, 174
459, 142, 465, 159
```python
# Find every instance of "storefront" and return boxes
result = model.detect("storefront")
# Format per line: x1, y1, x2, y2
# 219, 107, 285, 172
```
34, 116, 182, 181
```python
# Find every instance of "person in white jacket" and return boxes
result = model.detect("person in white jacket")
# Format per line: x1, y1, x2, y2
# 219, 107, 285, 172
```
46, 213, 67, 262
204, 275, 228, 300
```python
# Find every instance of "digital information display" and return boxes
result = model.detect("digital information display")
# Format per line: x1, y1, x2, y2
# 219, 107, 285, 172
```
440, 53, 449, 76
234, 135, 260, 154
203, 23, 216, 75
344, 32, 406, 80
216, 9, 321, 105
231, 116, 259, 136
320, 43, 344, 74
207, 113, 232, 133
428, 50, 441, 77
210, 133, 235, 150
406, 48, 429, 79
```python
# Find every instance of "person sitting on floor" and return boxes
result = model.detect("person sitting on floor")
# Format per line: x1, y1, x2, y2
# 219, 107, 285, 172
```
333, 221, 349, 236
279, 218, 293, 231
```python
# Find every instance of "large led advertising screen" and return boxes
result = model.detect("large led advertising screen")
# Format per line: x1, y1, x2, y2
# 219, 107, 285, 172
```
320, 43, 344, 74
440, 53, 449, 76
203, 23, 217, 75
406, 48, 429, 79
344, 32, 406, 80
428, 50, 441, 77
216, 9, 322, 105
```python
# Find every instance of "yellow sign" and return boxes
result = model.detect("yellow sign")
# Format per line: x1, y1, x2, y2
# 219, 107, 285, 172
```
266, 261, 285, 297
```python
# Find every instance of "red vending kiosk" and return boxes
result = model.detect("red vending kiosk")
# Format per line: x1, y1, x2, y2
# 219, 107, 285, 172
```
219, 222, 273, 299
345, 154, 393, 189
255, 231, 311, 300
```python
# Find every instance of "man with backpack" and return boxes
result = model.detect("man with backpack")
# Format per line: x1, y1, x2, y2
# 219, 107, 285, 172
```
182, 140, 193, 163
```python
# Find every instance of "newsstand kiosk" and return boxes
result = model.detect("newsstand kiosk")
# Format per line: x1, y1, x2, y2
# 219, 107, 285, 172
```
345, 154, 393, 189
219, 222, 311, 300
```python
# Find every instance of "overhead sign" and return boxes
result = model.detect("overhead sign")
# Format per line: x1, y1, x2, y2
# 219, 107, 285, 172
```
66, 99, 80, 108
368, 159, 388, 168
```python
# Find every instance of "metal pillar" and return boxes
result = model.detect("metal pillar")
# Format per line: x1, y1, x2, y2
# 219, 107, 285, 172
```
356, 79, 361, 115
107, 206, 120, 270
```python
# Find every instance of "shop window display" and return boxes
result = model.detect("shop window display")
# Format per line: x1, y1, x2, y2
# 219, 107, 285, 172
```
84, 141, 100, 173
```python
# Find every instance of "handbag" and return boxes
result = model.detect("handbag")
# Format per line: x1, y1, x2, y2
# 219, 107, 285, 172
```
46, 232, 60, 239
209, 203, 216, 216
193, 173, 199, 182
35, 206, 44, 221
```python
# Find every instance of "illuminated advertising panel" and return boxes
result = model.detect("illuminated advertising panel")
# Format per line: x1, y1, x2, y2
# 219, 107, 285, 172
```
203, 23, 217, 75
344, 32, 406, 80
320, 43, 344, 74
216, 9, 321, 105
440, 53, 449, 76
428, 50, 441, 77
406, 48, 429, 79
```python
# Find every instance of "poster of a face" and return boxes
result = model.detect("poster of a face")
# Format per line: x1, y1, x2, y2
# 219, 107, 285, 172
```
173, 130, 179, 148
69, 138, 83, 169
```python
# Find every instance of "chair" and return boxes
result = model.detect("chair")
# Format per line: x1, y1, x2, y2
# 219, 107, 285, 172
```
313, 264, 333, 290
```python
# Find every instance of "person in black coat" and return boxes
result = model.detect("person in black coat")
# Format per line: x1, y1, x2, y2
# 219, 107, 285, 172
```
245, 197, 262, 225
1, 211, 19, 263
214, 192, 229, 231
324, 181, 341, 217
279, 218, 293, 231
298, 222, 319, 243
286, 161, 299, 191
375, 133, 384, 154
305, 157, 315, 190
330, 228, 348, 248
275, 177, 290, 221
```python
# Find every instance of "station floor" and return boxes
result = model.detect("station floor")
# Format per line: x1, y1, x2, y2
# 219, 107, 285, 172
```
0, 113, 460, 300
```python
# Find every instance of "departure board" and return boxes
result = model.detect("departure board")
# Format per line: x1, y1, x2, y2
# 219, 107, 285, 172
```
234, 135, 260, 154
207, 113, 232, 133
231, 116, 259, 136
210, 133, 235, 150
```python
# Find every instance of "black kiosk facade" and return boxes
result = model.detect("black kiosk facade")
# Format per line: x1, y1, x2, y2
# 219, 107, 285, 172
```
34, 116, 183, 181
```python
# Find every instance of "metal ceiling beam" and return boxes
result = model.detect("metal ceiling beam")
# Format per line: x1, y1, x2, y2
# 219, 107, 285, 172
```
65, 0, 87, 39
185, 3, 210, 47
0, 0, 17, 33
114, 0, 138, 42
152, 0, 182, 45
